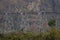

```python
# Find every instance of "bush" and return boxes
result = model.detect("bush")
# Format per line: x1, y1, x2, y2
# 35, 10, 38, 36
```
0, 28, 60, 40
48, 19, 56, 27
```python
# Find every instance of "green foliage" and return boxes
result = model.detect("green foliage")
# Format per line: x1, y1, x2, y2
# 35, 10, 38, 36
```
0, 28, 60, 40
39, 28, 60, 40
48, 19, 56, 27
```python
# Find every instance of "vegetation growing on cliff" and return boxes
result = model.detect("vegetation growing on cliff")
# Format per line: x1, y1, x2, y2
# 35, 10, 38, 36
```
0, 28, 60, 40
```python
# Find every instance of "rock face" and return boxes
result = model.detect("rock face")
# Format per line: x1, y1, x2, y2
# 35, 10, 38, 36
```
0, 0, 40, 13
0, 0, 60, 33
0, 0, 60, 12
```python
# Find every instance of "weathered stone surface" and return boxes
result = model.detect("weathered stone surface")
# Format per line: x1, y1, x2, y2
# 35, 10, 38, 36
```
0, 0, 60, 33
